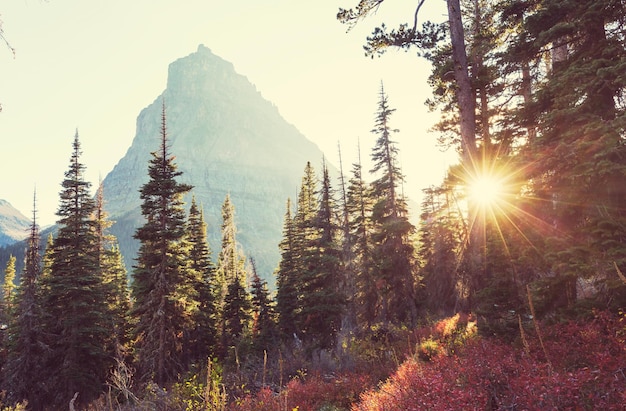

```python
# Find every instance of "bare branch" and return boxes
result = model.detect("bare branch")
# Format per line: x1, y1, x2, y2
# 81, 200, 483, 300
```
413, 0, 427, 32
0, 15, 16, 57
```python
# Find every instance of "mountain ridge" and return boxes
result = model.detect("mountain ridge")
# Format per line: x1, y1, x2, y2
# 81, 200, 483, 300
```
102, 45, 330, 282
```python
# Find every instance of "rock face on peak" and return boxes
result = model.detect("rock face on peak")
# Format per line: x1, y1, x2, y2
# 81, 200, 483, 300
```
103, 45, 326, 282
0, 199, 30, 247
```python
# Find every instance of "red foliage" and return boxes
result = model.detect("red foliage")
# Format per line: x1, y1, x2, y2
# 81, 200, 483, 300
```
354, 311, 626, 410
231, 312, 625, 410
231, 372, 374, 411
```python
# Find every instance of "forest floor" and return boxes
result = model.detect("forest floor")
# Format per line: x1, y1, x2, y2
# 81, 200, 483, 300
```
106, 310, 622, 411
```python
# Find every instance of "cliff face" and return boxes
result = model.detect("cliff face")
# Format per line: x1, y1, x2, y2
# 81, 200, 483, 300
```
102, 45, 326, 281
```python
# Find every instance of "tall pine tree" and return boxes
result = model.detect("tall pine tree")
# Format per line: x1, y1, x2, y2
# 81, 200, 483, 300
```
345, 151, 377, 327
38, 131, 111, 407
186, 195, 218, 364
291, 161, 320, 341
299, 162, 344, 349
93, 182, 130, 361
131, 103, 193, 385
4, 192, 45, 409
217, 195, 251, 356
275, 198, 300, 341
249, 258, 277, 354
369, 85, 418, 325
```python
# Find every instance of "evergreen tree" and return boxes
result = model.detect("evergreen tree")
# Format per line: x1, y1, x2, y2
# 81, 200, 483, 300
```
222, 271, 252, 354
346, 148, 377, 327
131, 104, 193, 385
249, 258, 277, 353
504, 0, 626, 309
292, 161, 320, 339
94, 182, 131, 360
216, 195, 251, 355
0, 255, 16, 382
216, 194, 244, 287
186, 196, 218, 364
103, 244, 131, 354
4, 192, 45, 409
40, 233, 54, 279
1, 255, 16, 320
369, 85, 418, 325
38, 131, 111, 407
418, 184, 464, 314
275, 198, 300, 340
337, 143, 357, 329
299, 162, 344, 349
337, 0, 497, 313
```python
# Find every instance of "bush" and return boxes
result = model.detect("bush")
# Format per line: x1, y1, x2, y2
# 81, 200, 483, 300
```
353, 311, 626, 410
416, 338, 442, 361
232, 372, 373, 411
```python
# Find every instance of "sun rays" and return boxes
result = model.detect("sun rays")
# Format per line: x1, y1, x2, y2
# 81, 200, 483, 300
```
468, 172, 506, 210
452, 153, 550, 264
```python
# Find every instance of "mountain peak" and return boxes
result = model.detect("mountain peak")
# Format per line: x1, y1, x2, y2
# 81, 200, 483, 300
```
197, 43, 210, 53
102, 47, 326, 281
165, 44, 243, 99
0, 199, 30, 246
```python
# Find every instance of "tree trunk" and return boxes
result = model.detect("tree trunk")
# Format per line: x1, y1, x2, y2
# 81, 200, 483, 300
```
447, 0, 481, 311
447, 0, 478, 165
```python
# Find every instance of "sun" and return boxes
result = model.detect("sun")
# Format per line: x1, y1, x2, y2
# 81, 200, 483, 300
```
468, 174, 505, 208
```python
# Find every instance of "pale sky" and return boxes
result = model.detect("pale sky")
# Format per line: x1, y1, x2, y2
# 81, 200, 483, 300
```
1, 0, 457, 227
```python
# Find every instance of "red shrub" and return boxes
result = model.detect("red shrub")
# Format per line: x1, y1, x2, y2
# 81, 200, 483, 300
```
231, 372, 374, 411
354, 311, 626, 411
233, 312, 625, 410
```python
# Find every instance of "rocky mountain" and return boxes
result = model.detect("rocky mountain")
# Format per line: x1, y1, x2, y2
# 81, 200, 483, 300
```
103, 45, 328, 283
0, 199, 30, 247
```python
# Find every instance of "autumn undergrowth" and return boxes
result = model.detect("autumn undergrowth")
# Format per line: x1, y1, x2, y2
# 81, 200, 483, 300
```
71, 310, 626, 410
229, 310, 625, 411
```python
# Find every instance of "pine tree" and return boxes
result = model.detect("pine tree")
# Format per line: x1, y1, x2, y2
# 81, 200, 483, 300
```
186, 196, 218, 364
41, 233, 54, 279
222, 271, 252, 355
94, 182, 131, 360
249, 258, 277, 354
0, 254, 16, 382
4, 192, 45, 409
338, 0, 502, 314
38, 131, 111, 407
369, 85, 418, 325
131, 103, 193, 385
275, 198, 300, 340
216, 195, 251, 356
104, 244, 131, 353
292, 161, 320, 340
337, 143, 357, 330
346, 153, 377, 327
2, 255, 16, 320
504, 0, 626, 309
299, 162, 344, 349
418, 184, 464, 314
216, 194, 244, 288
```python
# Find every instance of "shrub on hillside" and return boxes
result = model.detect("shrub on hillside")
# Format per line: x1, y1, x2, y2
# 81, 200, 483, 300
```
232, 372, 373, 411
353, 311, 626, 410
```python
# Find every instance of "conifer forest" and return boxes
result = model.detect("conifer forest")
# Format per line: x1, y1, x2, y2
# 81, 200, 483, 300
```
1, 0, 626, 409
